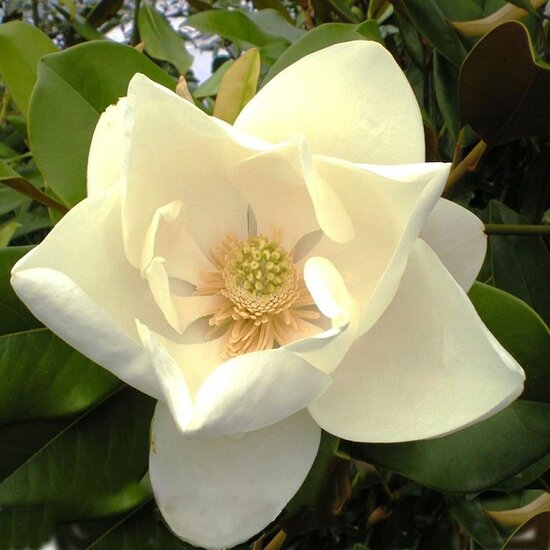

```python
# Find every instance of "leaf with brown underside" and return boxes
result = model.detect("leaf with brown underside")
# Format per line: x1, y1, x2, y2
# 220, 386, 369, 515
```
460, 21, 550, 145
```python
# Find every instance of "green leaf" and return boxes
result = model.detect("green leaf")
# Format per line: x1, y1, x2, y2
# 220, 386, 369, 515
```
326, 0, 361, 22
251, 0, 293, 23
213, 48, 260, 124
0, 506, 54, 549
447, 497, 506, 548
264, 22, 382, 84
507, 0, 539, 13
400, 0, 468, 66
86, 0, 124, 28
433, 51, 460, 140
0, 329, 120, 424
284, 432, 340, 521
185, 9, 285, 47
248, 9, 305, 43
29, 41, 175, 206
138, 1, 193, 75
0, 246, 119, 423
0, 22, 57, 119
0, 387, 154, 519
345, 401, 550, 493
0, 221, 21, 247
0, 246, 41, 335
0, 186, 27, 216
193, 59, 234, 98
483, 201, 550, 325
469, 282, 550, 404
494, 450, 550, 491
460, 21, 550, 145
86, 500, 194, 549
519, 147, 550, 224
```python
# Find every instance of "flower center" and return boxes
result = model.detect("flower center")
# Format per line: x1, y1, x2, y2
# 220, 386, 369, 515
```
195, 232, 320, 357
222, 236, 299, 318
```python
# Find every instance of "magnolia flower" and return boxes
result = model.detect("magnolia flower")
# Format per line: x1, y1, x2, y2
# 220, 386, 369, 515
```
11, 41, 524, 549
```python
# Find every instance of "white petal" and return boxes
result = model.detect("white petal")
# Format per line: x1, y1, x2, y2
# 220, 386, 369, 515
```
150, 403, 320, 549
87, 97, 127, 197
141, 200, 213, 286
229, 136, 353, 248
308, 239, 525, 443
287, 256, 358, 374
420, 198, 487, 291
122, 74, 266, 267
235, 41, 424, 164
144, 258, 223, 333
11, 190, 165, 398
189, 347, 332, 437
309, 159, 450, 336
136, 322, 332, 437
137, 322, 193, 431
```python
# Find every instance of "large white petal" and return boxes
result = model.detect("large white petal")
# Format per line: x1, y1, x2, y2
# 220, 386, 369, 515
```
308, 239, 525, 443
188, 346, 331, 437
87, 97, 127, 197
234, 41, 424, 164
122, 74, 266, 267
229, 136, 353, 249
137, 322, 331, 437
10, 190, 167, 399
150, 403, 320, 550
420, 198, 487, 291
309, 159, 450, 336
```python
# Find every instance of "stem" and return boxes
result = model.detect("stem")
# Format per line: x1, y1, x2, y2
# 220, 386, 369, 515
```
131, 0, 142, 46
5, 151, 33, 163
0, 91, 9, 126
1, 177, 69, 214
443, 140, 487, 198
264, 530, 286, 550
485, 224, 550, 236
31, 0, 41, 28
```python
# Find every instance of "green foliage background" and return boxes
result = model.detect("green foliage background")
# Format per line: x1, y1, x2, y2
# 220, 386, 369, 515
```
0, 0, 550, 548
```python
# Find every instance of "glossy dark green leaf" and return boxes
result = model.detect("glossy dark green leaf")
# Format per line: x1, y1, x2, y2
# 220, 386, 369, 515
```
326, 0, 361, 23
345, 401, 550, 493
264, 21, 383, 84
484, 201, 550, 325
519, 147, 550, 224
251, 0, 293, 23
86, 0, 124, 28
185, 9, 284, 47
248, 9, 305, 43
433, 51, 460, 140
0, 387, 154, 519
0, 506, 54, 549
29, 41, 175, 206
0, 246, 41, 335
284, 431, 339, 522
87, 500, 194, 549
447, 497, 506, 548
0, 21, 57, 118
0, 328, 120, 424
495, 450, 550, 491
460, 21, 550, 145
469, 282, 550, 403
138, 1, 193, 74
400, 0, 467, 66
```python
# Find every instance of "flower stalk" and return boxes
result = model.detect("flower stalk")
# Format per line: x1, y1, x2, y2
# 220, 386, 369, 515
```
484, 224, 550, 236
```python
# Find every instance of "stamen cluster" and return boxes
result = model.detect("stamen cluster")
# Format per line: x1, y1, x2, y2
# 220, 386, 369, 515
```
195, 233, 320, 357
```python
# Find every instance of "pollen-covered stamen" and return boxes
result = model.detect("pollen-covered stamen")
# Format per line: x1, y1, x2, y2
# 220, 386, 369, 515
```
222, 236, 299, 318
195, 233, 320, 357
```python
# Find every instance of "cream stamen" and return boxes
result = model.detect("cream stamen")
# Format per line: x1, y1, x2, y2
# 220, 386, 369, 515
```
195, 233, 320, 356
